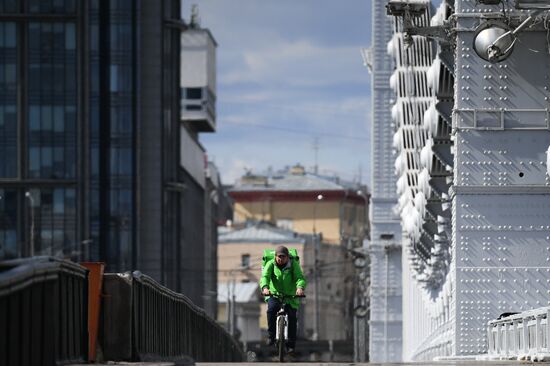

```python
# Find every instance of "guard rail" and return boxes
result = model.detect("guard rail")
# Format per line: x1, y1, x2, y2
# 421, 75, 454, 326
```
0, 256, 88, 366
102, 271, 244, 362
487, 307, 550, 361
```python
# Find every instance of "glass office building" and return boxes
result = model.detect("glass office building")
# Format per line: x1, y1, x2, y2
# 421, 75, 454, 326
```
0, 0, 215, 306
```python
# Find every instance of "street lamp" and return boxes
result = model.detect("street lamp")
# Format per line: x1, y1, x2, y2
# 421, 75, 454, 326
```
312, 193, 323, 341
473, 10, 544, 62
312, 194, 323, 233
25, 191, 35, 257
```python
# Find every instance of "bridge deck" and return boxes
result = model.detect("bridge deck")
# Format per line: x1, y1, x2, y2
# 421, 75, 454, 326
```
198, 362, 550, 365
70, 362, 550, 365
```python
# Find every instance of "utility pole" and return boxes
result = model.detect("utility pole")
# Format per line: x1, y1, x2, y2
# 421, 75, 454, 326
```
227, 270, 235, 337
313, 137, 319, 175
313, 232, 320, 341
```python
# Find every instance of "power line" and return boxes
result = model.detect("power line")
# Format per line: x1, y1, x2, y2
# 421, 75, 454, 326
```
224, 99, 369, 118
221, 119, 369, 141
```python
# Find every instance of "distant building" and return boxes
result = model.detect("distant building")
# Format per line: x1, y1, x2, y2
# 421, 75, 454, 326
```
367, 0, 403, 362
218, 282, 262, 345
218, 222, 305, 341
203, 161, 226, 318
0, 1, 218, 307
225, 165, 371, 342
229, 164, 369, 245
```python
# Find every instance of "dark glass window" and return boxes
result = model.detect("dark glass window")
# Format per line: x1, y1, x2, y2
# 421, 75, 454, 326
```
103, 0, 135, 270
27, 22, 77, 179
0, 22, 18, 178
88, 0, 101, 261
0, 0, 19, 13
0, 189, 18, 259
29, 0, 75, 14
186, 87, 203, 100
27, 188, 76, 258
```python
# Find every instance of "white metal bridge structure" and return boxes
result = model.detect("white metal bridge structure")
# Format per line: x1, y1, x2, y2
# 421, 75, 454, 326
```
369, 0, 550, 361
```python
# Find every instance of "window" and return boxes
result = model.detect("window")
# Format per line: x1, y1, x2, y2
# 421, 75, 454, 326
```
241, 254, 250, 268
27, 21, 77, 179
0, 22, 18, 178
186, 87, 202, 100
277, 219, 293, 231
0, 189, 18, 259
185, 105, 202, 111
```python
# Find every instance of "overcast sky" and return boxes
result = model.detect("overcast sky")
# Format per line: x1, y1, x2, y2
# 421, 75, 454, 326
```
181, 1, 373, 186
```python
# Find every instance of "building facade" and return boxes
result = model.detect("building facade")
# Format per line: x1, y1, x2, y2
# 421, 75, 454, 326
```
229, 164, 369, 245
228, 166, 370, 343
0, 0, 218, 308
218, 221, 355, 342
375, 0, 550, 360
217, 222, 306, 338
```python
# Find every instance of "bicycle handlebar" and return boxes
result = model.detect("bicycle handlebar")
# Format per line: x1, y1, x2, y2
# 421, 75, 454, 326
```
263, 292, 306, 299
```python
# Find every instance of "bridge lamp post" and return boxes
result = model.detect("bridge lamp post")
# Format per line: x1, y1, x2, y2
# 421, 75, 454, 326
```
312, 193, 323, 341
353, 189, 369, 363
25, 191, 35, 257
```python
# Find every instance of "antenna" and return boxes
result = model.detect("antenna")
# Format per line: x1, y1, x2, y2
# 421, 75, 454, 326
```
313, 137, 319, 175
190, 4, 200, 28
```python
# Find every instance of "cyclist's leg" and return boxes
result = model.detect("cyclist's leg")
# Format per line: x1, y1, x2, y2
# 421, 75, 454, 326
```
266, 297, 282, 342
284, 304, 298, 348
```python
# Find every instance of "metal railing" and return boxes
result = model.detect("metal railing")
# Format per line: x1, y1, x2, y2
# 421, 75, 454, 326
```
102, 271, 244, 362
0, 256, 88, 366
487, 307, 550, 361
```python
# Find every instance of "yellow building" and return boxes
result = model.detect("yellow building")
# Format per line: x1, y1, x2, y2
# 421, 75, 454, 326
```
229, 164, 369, 245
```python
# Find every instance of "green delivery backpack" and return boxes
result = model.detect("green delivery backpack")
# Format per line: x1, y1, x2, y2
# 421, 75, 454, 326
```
261, 248, 299, 273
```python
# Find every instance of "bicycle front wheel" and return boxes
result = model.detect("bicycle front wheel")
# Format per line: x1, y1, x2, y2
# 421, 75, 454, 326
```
277, 317, 285, 362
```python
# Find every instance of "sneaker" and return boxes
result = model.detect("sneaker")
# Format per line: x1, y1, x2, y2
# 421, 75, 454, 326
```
287, 347, 296, 355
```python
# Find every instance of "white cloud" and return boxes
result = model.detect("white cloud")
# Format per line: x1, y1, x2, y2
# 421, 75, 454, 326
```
222, 159, 257, 184
184, 0, 374, 187
221, 39, 367, 87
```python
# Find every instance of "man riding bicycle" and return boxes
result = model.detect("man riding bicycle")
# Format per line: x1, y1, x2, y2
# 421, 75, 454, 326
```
260, 245, 307, 354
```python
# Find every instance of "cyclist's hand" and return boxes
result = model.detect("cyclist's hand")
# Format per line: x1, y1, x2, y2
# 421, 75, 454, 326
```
262, 287, 271, 296
296, 288, 305, 297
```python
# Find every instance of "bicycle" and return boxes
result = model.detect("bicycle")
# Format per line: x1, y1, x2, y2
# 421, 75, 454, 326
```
265, 292, 305, 362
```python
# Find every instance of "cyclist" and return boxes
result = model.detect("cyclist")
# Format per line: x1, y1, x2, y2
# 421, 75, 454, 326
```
260, 245, 306, 354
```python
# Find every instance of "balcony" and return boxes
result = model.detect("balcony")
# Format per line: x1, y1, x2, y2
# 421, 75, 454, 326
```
181, 87, 216, 132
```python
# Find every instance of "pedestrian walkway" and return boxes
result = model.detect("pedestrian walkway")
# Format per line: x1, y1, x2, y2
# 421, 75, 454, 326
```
198, 363, 550, 366
69, 363, 174, 366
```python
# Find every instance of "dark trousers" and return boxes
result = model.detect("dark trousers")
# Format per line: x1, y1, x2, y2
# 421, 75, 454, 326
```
267, 297, 297, 348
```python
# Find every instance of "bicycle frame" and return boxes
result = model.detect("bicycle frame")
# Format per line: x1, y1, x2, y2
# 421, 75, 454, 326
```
276, 309, 288, 362
265, 293, 305, 362
275, 308, 288, 342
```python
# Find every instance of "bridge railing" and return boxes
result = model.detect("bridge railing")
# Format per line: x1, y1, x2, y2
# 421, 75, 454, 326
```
0, 256, 88, 366
102, 270, 244, 362
487, 307, 550, 361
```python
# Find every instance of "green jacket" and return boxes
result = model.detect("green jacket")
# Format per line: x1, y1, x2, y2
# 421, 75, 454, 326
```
259, 258, 307, 309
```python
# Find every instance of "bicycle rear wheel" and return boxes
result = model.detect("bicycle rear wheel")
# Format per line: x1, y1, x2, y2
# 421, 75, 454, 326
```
277, 317, 285, 362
